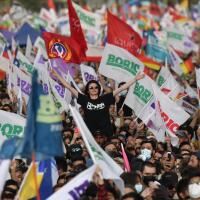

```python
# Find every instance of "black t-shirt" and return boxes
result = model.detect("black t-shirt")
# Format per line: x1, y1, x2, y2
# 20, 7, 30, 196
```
77, 92, 115, 137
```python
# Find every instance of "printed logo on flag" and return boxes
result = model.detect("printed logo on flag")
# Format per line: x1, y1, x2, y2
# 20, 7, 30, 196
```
106, 54, 140, 76
133, 81, 153, 104
49, 39, 72, 62
0, 123, 24, 139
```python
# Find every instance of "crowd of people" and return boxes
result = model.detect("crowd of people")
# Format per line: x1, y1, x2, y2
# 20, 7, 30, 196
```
0, 0, 200, 200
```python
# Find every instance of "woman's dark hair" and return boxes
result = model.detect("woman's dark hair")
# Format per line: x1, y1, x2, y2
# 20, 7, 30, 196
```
84, 80, 101, 97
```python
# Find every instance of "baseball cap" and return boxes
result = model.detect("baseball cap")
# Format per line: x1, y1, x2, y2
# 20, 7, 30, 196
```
68, 144, 83, 158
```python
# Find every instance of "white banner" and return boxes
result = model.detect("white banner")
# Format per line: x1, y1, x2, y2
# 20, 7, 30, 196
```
0, 34, 6, 57
0, 56, 9, 73
124, 75, 154, 116
48, 76, 72, 112
195, 68, 200, 104
34, 37, 48, 58
56, 16, 70, 36
156, 66, 170, 87
166, 28, 197, 54
168, 46, 183, 76
159, 68, 184, 100
69, 105, 124, 192
139, 97, 166, 143
0, 110, 25, 148
25, 35, 35, 63
0, 160, 11, 196
80, 64, 98, 85
15, 50, 34, 75
73, 2, 102, 31
7, 64, 31, 103
99, 44, 144, 82
48, 164, 96, 200
151, 80, 190, 145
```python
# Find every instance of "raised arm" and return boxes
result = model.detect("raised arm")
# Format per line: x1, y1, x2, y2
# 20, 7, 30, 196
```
51, 69, 78, 98
113, 72, 145, 97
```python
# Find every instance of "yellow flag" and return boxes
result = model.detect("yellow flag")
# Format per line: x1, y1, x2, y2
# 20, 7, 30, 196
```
18, 163, 43, 200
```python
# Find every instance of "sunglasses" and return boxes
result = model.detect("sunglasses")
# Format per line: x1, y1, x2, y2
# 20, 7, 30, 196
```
89, 86, 98, 90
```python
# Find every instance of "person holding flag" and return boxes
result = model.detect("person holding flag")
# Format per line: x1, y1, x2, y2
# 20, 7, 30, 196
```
52, 70, 144, 137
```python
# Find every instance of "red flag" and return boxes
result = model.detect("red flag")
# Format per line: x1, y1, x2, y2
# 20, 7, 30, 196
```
67, 0, 88, 58
42, 32, 81, 64
107, 10, 142, 55
48, 0, 56, 11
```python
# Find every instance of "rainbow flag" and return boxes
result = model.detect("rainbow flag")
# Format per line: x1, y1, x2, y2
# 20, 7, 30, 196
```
180, 56, 193, 74
138, 54, 161, 71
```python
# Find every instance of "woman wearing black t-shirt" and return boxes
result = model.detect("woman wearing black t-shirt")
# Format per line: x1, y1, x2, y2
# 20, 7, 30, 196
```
52, 70, 144, 137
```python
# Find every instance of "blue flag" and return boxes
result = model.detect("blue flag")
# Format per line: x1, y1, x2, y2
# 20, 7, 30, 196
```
0, 137, 23, 159
146, 35, 168, 63
19, 70, 64, 160
33, 159, 54, 200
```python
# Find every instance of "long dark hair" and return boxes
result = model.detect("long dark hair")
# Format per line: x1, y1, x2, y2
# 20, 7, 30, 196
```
84, 80, 101, 97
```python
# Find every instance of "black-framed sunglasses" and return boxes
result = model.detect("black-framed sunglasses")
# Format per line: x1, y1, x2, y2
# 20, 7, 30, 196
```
89, 86, 98, 90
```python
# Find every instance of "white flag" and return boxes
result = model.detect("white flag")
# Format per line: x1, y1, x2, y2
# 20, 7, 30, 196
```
80, 64, 98, 85
48, 76, 71, 112
168, 46, 183, 76
0, 110, 26, 148
8, 64, 31, 104
99, 44, 144, 82
124, 75, 154, 116
0, 160, 11, 196
0, 33, 6, 57
25, 35, 34, 63
159, 69, 185, 101
195, 68, 200, 104
166, 28, 197, 54
0, 56, 9, 73
151, 80, 190, 146
69, 105, 124, 192
48, 164, 97, 200
184, 84, 198, 99
139, 97, 166, 143
156, 65, 170, 87
16, 50, 34, 75
73, 2, 102, 31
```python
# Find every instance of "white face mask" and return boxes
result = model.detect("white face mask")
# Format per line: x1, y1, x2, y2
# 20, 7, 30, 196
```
135, 183, 143, 193
141, 148, 152, 160
189, 183, 200, 198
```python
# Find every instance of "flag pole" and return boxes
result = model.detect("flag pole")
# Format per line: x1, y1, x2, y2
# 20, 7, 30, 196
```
32, 152, 41, 200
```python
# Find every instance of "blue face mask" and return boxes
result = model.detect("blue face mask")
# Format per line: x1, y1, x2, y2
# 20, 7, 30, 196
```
141, 148, 152, 159
134, 183, 143, 193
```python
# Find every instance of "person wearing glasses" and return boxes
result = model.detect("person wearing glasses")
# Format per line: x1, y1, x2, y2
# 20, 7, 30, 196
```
52, 69, 144, 137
